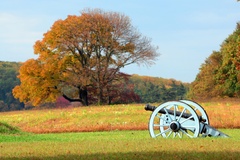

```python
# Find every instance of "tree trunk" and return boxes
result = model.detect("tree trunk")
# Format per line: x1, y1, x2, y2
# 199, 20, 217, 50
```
97, 87, 103, 105
79, 87, 88, 106
62, 86, 89, 106
106, 87, 112, 105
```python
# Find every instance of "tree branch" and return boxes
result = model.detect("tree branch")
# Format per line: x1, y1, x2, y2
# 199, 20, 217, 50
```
62, 94, 82, 102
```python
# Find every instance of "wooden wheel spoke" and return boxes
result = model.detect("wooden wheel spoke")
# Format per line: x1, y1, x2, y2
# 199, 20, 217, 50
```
180, 115, 194, 124
180, 129, 193, 138
177, 108, 186, 122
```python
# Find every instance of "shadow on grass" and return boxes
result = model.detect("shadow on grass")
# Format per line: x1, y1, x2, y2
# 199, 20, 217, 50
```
1, 151, 239, 160
0, 122, 21, 134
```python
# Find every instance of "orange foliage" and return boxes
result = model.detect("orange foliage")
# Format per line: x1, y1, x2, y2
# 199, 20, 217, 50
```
13, 8, 159, 106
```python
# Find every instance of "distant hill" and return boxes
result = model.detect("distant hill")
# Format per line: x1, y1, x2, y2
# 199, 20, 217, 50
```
129, 74, 189, 103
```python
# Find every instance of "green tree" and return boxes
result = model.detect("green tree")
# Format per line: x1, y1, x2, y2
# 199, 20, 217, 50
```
189, 23, 240, 99
215, 23, 240, 97
0, 61, 24, 111
13, 9, 159, 106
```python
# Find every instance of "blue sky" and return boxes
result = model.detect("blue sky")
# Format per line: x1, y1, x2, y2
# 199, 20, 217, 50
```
0, 0, 239, 82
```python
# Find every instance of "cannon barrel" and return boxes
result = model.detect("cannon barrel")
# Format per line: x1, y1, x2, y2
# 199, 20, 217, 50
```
145, 104, 206, 122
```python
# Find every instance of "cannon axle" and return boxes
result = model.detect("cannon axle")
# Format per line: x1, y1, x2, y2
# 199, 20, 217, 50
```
169, 121, 180, 132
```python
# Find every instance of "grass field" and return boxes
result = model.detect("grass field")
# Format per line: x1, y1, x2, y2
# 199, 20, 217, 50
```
0, 130, 240, 159
0, 100, 239, 133
0, 100, 240, 159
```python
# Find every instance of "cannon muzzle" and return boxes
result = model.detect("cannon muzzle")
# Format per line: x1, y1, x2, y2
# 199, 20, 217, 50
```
145, 104, 157, 112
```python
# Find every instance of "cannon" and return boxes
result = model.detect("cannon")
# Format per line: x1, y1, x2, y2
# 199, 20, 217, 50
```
145, 100, 229, 138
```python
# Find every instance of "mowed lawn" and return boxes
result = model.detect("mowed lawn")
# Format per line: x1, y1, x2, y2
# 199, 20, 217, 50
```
0, 130, 239, 159
0, 100, 240, 159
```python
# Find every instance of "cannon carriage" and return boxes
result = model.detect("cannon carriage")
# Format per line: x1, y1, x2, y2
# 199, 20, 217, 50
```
145, 100, 229, 138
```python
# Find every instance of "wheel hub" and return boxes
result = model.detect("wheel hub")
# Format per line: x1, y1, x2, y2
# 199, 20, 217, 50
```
170, 121, 180, 132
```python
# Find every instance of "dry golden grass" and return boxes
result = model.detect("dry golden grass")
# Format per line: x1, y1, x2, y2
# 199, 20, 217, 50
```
0, 100, 239, 133
0, 104, 148, 133
200, 99, 240, 128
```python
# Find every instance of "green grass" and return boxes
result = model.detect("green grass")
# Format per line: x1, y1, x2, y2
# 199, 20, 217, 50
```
1, 129, 239, 160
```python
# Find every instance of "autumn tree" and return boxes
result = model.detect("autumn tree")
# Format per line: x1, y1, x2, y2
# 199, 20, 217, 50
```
13, 9, 158, 106
188, 23, 240, 99
104, 73, 141, 104
188, 51, 223, 99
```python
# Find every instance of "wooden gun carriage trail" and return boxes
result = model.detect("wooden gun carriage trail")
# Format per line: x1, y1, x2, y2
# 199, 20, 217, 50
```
145, 100, 229, 138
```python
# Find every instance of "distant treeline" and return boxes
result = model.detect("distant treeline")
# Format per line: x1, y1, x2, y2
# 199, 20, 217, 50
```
129, 74, 188, 103
0, 61, 189, 111
0, 61, 24, 111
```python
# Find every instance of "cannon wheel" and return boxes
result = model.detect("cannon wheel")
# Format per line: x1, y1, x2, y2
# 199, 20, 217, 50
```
180, 100, 209, 125
148, 101, 200, 138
